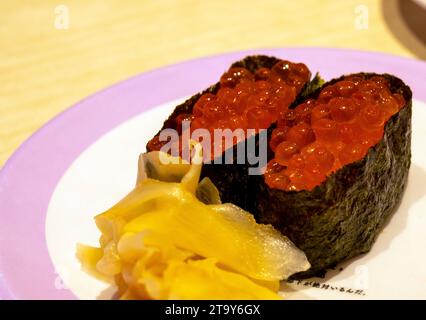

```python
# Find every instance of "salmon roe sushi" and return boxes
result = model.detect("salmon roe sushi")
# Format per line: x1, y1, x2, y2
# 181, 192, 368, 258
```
265, 75, 405, 191
147, 60, 311, 156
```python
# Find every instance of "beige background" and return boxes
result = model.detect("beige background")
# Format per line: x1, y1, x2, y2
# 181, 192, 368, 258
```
1, 0, 425, 167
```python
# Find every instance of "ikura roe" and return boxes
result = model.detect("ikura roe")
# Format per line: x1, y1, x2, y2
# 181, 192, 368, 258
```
192, 61, 310, 132
147, 60, 311, 155
265, 76, 405, 192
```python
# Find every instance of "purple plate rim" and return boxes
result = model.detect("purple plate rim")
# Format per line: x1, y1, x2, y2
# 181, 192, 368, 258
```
0, 47, 425, 300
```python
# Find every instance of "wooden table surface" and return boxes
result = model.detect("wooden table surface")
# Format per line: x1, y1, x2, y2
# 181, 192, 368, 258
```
1, 0, 425, 167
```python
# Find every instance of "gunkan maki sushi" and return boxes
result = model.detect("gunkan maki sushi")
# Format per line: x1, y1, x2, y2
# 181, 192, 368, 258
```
146, 55, 412, 279
147, 55, 319, 208
257, 73, 412, 278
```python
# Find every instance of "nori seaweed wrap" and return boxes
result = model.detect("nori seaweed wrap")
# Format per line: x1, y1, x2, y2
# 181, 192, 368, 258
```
147, 55, 320, 208
146, 56, 412, 279
255, 73, 412, 278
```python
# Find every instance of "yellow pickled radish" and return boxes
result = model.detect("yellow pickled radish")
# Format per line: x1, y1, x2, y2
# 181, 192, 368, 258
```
163, 259, 282, 300
77, 150, 310, 300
